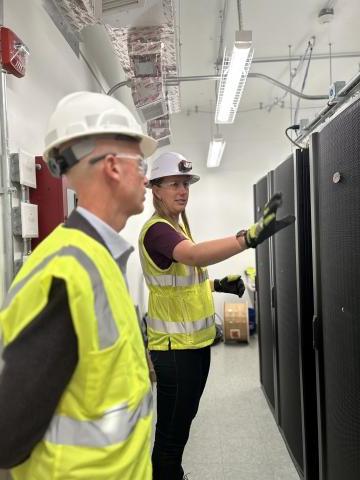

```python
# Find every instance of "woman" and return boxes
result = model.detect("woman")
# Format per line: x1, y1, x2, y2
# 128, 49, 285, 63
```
138, 151, 293, 480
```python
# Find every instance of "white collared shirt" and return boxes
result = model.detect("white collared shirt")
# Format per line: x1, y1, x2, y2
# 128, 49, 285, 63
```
76, 207, 134, 279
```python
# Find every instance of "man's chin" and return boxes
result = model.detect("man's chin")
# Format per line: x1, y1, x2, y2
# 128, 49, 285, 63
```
134, 203, 145, 215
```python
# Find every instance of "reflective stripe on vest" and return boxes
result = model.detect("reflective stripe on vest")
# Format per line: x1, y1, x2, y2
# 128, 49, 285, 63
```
146, 315, 214, 334
44, 389, 153, 447
3, 246, 119, 349
143, 269, 208, 288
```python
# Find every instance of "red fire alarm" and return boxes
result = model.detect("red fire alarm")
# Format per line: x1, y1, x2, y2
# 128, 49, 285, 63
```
0, 27, 29, 78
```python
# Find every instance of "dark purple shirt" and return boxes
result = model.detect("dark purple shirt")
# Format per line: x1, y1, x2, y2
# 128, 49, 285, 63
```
144, 222, 187, 269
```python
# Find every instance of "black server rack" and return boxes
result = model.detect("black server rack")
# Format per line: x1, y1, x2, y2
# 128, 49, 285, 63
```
272, 151, 318, 480
254, 173, 278, 417
310, 98, 360, 480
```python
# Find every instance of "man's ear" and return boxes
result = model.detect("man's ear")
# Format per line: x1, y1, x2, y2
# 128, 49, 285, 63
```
103, 154, 122, 180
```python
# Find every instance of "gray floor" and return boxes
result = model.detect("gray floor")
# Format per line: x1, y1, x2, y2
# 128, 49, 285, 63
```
181, 337, 300, 480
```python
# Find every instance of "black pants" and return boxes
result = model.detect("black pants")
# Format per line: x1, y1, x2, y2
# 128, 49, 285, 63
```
150, 346, 211, 480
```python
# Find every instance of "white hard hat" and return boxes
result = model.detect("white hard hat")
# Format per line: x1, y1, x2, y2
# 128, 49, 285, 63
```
43, 91, 157, 163
148, 152, 200, 186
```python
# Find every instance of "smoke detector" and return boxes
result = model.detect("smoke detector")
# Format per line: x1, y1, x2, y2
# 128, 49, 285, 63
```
318, 7, 334, 24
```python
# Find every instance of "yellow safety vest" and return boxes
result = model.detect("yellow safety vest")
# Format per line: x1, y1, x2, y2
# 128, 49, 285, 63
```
0, 225, 152, 480
139, 216, 215, 350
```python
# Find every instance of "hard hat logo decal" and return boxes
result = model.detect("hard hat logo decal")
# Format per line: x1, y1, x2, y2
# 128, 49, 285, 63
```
178, 160, 192, 173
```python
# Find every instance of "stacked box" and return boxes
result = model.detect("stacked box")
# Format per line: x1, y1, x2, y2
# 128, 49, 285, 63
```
223, 303, 249, 344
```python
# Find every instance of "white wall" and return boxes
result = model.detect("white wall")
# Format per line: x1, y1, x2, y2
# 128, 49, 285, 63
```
121, 104, 294, 318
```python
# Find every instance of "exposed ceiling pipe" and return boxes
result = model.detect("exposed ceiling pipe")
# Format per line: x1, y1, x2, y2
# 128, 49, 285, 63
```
296, 70, 360, 143
107, 73, 328, 100
249, 73, 327, 100
107, 49, 360, 96
107, 79, 131, 96
106, 67, 360, 160
164, 73, 329, 100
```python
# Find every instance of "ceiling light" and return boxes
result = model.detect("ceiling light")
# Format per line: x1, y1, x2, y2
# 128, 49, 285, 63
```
215, 31, 254, 124
207, 135, 226, 168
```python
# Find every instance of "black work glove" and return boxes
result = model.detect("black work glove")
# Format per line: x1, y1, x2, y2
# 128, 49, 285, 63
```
214, 275, 245, 297
245, 192, 295, 248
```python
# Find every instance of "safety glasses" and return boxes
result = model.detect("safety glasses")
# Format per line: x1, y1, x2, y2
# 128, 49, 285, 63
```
89, 152, 148, 176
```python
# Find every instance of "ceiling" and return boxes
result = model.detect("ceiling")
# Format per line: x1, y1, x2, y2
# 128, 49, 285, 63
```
80, 0, 360, 172
175, 0, 360, 120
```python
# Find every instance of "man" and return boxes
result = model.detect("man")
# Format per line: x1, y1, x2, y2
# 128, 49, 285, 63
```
0, 91, 157, 479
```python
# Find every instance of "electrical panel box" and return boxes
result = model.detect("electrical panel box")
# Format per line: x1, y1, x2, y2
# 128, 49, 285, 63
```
10, 151, 36, 187
21, 202, 38, 237
12, 202, 39, 238
29, 157, 70, 249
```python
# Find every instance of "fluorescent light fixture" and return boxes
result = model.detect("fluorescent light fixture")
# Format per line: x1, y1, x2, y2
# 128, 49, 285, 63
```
215, 31, 254, 124
207, 135, 226, 168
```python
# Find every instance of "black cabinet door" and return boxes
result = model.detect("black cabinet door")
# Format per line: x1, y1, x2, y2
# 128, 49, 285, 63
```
273, 155, 304, 472
310, 98, 360, 480
273, 151, 318, 479
254, 174, 277, 414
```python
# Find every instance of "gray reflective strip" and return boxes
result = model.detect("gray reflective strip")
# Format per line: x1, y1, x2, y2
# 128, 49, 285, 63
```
3, 246, 118, 349
44, 390, 153, 447
144, 269, 209, 287
146, 315, 215, 334
139, 242, 208, 288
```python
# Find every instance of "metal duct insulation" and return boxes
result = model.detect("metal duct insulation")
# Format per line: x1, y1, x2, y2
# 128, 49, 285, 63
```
107, 23, 180, 113
105, 0, 180, 115
131, 76, 168, 122
128, 30, 166, 121
56, 0, 180, 129
129, 37, 163, 77
56, 0, 98, 31
157, 136, 171, 147
147, 114, 171, 142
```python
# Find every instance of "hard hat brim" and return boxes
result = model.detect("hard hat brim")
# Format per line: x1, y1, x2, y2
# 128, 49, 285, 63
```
139, 134, 158, 158
147, 173, 200, 188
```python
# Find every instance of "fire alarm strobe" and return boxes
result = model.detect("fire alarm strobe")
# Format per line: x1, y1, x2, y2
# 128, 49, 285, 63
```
0, 27, 29, 78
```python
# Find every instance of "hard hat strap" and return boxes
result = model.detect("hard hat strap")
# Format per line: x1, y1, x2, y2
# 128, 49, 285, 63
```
48, 138, 96, 177
49, 147, 79, 177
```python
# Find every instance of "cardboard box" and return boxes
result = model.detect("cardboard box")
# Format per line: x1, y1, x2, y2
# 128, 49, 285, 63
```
223, 303, 249, 344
